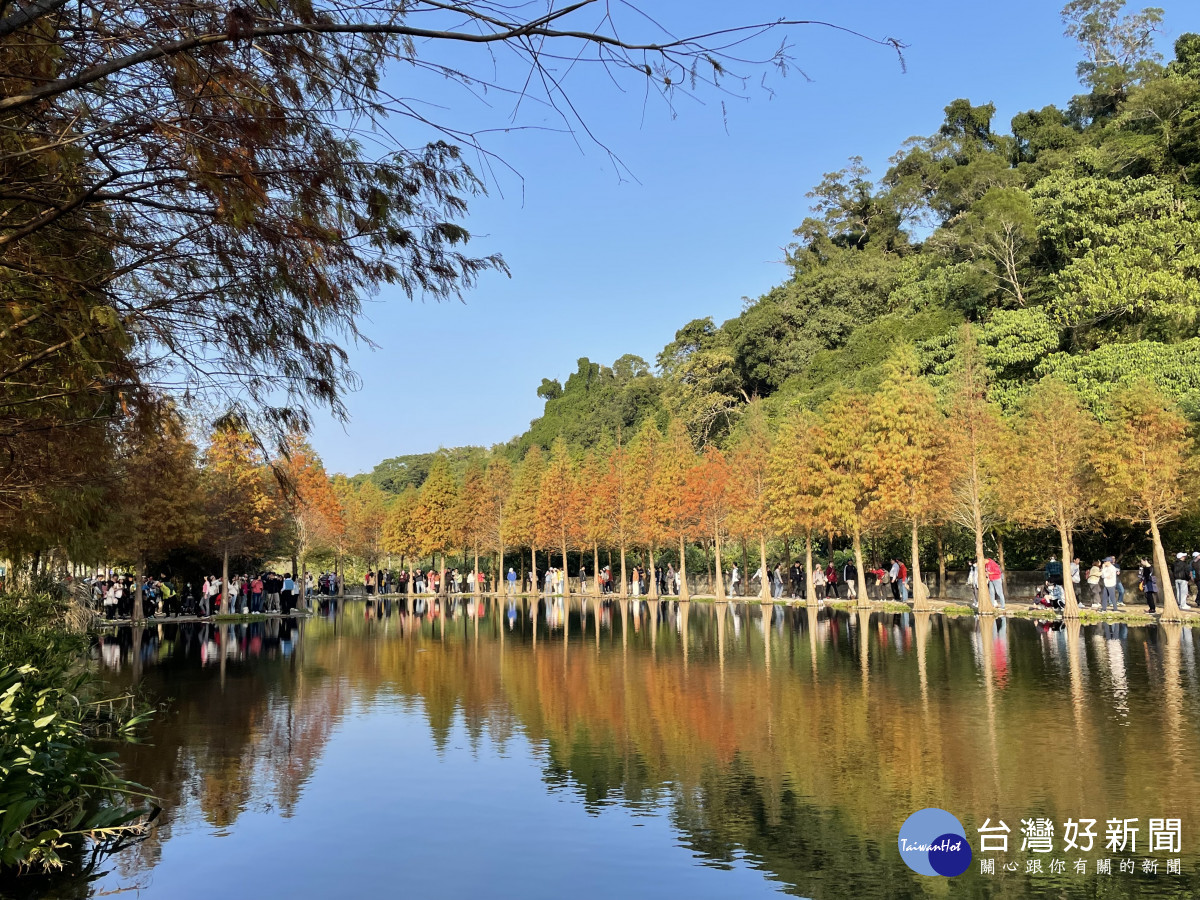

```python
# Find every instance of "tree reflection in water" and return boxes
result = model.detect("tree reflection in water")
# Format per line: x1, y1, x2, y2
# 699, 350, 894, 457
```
83, 600, 1200, 900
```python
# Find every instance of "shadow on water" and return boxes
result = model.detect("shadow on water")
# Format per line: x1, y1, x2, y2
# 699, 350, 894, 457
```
38, 599, 1200, 899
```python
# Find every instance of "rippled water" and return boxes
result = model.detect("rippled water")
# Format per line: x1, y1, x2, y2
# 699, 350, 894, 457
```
40, 599, 1200, 898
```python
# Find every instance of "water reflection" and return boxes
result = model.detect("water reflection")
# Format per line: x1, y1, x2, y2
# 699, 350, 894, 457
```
69, 600, 1200, 899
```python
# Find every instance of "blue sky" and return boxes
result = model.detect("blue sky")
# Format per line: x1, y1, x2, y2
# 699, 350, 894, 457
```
309, 0, 1189, 476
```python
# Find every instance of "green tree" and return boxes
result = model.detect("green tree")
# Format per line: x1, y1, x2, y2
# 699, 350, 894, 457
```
1033, 172, 1200, 331
1062, 0, 1164, 119
950, 188, 1037, 307
657, 319, 743, 445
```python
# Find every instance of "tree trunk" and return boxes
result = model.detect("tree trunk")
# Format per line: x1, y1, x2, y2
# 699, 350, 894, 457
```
222, 546, 230, 615
593, 542, 601, 598
648, 542, 659, 600
713, 525, 726, 601
1151, 517, 1182, 621
759, 533, 770, 602
852, 523, 870, 608
300, 561, 308, 612
473, 543, 480, 595
531, 546, 538, 596
1057, 521, 1080, 618
679, 534, 690, 601
134, 552, 145, 622
974, 505, 994, 615
619, 540, 628, 599
561, 531, 570, 597
805, 532, 815, 606
498, 540, 505, 595
911, 519, 929, 611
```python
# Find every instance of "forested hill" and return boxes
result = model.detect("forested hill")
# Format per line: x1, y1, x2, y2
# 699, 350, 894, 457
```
364, 15, 1200, 492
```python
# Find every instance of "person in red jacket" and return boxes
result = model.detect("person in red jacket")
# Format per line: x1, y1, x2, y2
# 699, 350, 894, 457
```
984, 557, 1005, 610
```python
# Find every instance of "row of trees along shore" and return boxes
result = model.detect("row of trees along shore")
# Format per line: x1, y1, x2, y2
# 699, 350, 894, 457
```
6, 4, 1200, 626
14, 327, 1195, 622
378, 334, 1197, 621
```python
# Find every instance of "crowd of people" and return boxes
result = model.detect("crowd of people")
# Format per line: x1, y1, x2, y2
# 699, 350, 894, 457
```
85, 545, 1200, 622
1036, 551, 1200, 614
91, 571, 307, 619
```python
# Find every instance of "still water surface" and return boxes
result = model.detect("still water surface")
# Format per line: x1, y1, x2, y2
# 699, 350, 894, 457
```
60, 600, 1200, 897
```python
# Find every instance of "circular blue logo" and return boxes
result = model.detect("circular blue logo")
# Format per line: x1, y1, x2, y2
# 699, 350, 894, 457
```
898, 808, 972, 877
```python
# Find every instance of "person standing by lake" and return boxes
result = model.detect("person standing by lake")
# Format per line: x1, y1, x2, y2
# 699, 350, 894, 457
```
984, 557, 1005, 610
282, 572, 295, 614
1171, 552, 1191, 611
730, 564, 740, 597
1099, 557, 1118, 612
1045, 554, 1063, 589
1139, 558, 1158, 613
812, 564, 826, 603
1086, 560, 1102, 608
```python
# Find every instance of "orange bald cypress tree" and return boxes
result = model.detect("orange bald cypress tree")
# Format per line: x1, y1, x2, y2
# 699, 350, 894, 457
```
814, 392, 876, 607
694, 445, 732, 599
869, 351, 952, 610
728, 402, 775, 601
537, 436, 579, 595
627, 418, 662, 598
414, 456, 458, 592
456, 463, 488, 592
1001, 378, 1096, 618
506, 445, 545, 593
946, 325, 1002, 615
1092, 383, 1197, 622
202, 426, 280, 613
579, 446, 611, 596
278, 432, 343, 606
653, 418, 700, 600
482, 455, 514, 591
767, 409, 823, 605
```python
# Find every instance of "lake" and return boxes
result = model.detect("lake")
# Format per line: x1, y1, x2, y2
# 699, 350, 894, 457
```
47, 599, 1200, 898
